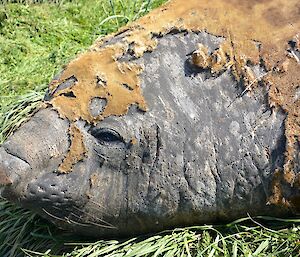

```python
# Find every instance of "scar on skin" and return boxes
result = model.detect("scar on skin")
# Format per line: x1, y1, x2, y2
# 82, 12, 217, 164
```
57, 124, 87, 174
47, 0, 299, 208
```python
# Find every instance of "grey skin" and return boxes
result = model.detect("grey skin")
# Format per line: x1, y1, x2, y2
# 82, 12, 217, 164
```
0, 31, 294, 237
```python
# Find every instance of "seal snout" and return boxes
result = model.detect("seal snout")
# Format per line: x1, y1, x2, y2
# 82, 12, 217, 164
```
0, 145, 32, 202
0, 108, 70, 202
0, 146, 30, 186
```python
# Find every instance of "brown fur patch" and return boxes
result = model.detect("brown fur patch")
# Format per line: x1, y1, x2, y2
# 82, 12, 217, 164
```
50, 46, 147, 123
58, 124, 87, 173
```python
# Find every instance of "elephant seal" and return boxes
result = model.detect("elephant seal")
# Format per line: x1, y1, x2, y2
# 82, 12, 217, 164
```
0, 0, 299, 237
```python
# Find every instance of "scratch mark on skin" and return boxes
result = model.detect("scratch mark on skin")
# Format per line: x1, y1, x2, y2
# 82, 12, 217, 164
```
182, 140, 198, 195
147, 124, 161, 197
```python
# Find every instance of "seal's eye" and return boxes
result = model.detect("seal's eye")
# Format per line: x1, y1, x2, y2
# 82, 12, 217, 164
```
90, 128, 123, 144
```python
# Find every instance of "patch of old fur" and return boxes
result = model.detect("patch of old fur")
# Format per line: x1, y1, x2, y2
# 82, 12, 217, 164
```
50, 45, 147, 123
58, 124, 86, 174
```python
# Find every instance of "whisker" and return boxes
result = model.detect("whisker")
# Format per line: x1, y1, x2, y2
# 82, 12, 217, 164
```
42, 208, 66, 223
94, 149, 108, 160
50, 206, 92, 227
73, 206, 117, 229
47, 197, 116, 229
65, 217, 91, 227
69, 212, 116, 229
89, 199, 110, 213
89, 203, 112, 217
85, 220, 117, 229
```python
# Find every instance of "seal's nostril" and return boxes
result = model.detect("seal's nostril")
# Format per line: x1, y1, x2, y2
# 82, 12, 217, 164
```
0, 168, 12, 186
0, 144, 32, 186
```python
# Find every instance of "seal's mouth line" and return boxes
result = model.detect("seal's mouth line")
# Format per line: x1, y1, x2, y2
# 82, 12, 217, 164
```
2, 145, 31, 169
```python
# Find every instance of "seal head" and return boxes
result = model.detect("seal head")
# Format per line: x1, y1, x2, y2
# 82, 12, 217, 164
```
1, 0, 300, 237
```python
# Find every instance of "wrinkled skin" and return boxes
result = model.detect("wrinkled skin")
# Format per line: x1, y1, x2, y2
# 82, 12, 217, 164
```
0, 32, 297, 237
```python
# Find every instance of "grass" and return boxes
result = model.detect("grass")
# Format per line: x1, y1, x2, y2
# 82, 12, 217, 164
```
0, 0, 299, 256
0, 0, 165, 141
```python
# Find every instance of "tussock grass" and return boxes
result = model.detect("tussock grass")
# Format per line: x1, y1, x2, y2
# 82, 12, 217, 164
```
0, 1, 70, 4
0, 0, 164, 97
0, 88, 44, 143
0, 0, 299, 256
17, 217, 300, 256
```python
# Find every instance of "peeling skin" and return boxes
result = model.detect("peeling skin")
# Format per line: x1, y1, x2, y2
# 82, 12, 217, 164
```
192, 44, 211, 70
89, 173, 98, 188
192, 42, 235, 76
58, 124, 86, 174
130, 137, 138, 145
264, 57, 300, 206
50, 45, 147, 123
47, 0, 299, 205
268, 169, 289, 207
